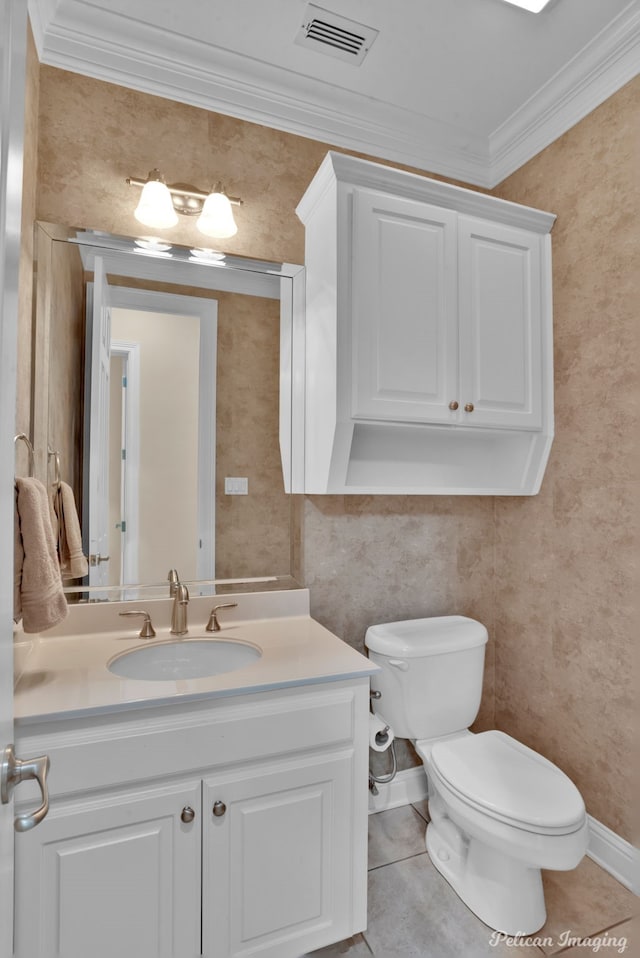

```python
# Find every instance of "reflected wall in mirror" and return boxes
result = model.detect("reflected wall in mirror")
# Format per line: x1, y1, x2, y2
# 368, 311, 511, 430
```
32, 222, 302, 598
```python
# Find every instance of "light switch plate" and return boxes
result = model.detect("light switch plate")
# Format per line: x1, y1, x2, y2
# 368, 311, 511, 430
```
225, 477, 248, 495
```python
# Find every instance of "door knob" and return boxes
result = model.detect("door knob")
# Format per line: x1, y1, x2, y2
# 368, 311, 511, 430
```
89, 553, 110, 565
448, 401, 459, 411
181, 806, 195, 823
212, 801, 227, 817
1, 744, 50, 832
464, 403, 474, 413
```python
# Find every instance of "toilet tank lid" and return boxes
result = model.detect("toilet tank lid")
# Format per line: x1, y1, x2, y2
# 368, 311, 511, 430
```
365, 616, 488, 657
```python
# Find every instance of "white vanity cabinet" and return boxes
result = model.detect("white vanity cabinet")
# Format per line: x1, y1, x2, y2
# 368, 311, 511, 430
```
13, 679, 369, 958
293, 151, 556, 495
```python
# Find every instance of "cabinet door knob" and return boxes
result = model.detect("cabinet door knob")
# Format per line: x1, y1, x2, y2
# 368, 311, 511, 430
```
448, 401, 459, 411
181, 806, 195, 823
212, 800, 227, 817
464, 403, 474, 413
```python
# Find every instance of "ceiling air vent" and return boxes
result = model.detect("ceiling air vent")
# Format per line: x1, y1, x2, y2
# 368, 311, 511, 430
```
295, 4, 378, 65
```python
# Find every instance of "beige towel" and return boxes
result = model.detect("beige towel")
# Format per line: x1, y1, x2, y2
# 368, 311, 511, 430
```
13, 487, 24, 622
14, 478, 68, 633
50, 481, 89, 579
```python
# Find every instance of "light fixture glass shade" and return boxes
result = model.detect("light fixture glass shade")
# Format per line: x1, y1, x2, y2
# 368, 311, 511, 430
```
134, 179, 179, 229
196, 192, 238, 238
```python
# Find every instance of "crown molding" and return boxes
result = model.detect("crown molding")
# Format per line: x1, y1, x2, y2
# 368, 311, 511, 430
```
29, 0, 491, 187
28, 0, 639, 190
489, 2, 640, 186
25, 0, 58, 52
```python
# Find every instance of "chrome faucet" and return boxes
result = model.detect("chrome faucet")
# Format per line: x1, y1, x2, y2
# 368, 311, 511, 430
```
170, 582, 189, 635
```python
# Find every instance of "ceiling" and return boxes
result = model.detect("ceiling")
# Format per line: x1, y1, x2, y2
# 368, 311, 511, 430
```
28, 0, 639, 186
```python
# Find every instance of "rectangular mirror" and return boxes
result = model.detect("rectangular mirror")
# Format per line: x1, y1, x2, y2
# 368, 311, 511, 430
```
32, 223, 304, 600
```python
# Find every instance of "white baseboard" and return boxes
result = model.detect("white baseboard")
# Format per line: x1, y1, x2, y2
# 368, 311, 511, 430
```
368, 772, 639, 896
368, 766, 428, 814
587, 815, 639, 895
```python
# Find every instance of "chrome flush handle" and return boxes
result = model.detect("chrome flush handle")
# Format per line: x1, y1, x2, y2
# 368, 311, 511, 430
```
1, 744, 51, 832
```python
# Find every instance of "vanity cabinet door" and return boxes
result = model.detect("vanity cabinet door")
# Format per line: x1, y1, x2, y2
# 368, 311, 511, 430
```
351, 188, 458, 423
203, 751, 356, 958
14, 780, 202, 958
457, 216, 544, 430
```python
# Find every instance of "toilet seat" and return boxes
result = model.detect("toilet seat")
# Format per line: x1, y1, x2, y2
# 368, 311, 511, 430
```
430, 731, 586, 836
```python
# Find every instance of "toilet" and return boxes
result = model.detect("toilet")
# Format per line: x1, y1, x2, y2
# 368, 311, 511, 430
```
365, 616, 588, 936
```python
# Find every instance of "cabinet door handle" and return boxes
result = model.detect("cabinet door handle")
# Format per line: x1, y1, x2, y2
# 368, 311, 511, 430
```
448, 401, 459, 411
212, 801, 227, 817
464, 403, 474, 413
1, 744, 50, 832
181, 806, 195, 823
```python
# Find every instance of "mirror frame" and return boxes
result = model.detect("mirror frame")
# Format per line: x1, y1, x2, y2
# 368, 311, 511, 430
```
31, 222, 305, 598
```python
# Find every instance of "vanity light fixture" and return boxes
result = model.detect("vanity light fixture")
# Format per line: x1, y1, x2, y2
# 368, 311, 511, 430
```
126, 170, 242, 238
499, 0, 552, 11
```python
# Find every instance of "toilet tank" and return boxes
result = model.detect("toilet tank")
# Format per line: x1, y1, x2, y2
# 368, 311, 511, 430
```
365, 616, 488, 740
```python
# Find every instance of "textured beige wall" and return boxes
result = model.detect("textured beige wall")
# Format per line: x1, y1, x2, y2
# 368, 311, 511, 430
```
492, 78, 638, 842
215, 291, 291, 579
44, 238, 85, 502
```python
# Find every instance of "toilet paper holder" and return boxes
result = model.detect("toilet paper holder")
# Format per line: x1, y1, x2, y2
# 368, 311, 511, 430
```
375, 724, 391, 747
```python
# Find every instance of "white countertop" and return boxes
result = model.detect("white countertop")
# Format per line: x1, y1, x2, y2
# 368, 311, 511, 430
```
14, 590, 378, 725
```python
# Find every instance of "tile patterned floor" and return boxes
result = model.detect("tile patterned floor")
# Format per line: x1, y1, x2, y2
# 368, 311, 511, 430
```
307, 804, 637, 957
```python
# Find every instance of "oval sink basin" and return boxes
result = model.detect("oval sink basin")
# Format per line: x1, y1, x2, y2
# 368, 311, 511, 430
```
108, 638, 262, 681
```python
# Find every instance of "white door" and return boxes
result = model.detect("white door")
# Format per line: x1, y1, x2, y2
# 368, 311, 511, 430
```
0, 3, 27, 954
351, 188, 458, 423
14, 781, 202, 958
458, 216, 543, 429
203, 753, 354, 958
86, 258, 113, 585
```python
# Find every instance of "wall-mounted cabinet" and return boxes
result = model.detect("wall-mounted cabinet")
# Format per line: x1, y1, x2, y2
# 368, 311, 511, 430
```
290, 152, 556, 495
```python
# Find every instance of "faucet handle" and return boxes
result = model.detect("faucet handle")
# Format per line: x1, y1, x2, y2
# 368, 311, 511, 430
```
119, 610, 156, 638
206, 603, 238, 632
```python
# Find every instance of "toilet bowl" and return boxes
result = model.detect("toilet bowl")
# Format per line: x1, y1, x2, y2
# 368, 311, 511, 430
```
365, 617, 588, 935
